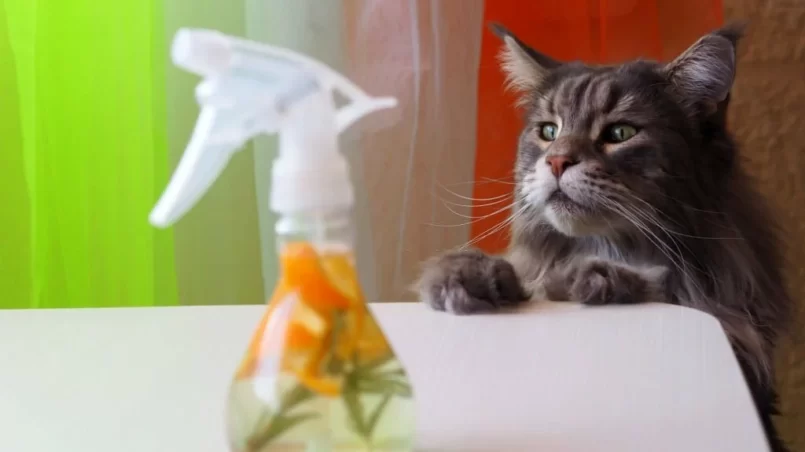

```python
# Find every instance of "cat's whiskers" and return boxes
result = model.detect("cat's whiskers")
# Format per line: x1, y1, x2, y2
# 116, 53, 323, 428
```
479, 176, 517, 185
618, 190, 742, 240
592, 179, 689, 231
613, 195, 740, 300
436, 173, 518, 189
425, 200, 517, 228
461, 203, 529, 250
613, 199, 708, 294
646, 187, 729, 216
594, 194, 682, 265
608, 192, 697, 254
435, 180, 512, 203
591, 192, 708, 300
440, 195, 513, 210
443, 200, 515, 221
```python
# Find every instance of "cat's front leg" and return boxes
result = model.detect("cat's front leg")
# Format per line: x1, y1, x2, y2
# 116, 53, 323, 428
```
414, 248, 530, 314
545, 258, 668, 305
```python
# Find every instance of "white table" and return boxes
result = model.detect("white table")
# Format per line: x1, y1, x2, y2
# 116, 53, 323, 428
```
0, 302, 768, 452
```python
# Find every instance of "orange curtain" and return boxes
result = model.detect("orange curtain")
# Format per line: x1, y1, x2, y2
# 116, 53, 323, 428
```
471, 0, 724, 253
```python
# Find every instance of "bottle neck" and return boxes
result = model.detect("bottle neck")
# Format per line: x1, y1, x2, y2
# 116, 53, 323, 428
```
274, 208, 354, 251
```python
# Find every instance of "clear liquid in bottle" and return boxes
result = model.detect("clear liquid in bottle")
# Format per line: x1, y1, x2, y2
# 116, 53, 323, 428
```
227, 239, 414, 452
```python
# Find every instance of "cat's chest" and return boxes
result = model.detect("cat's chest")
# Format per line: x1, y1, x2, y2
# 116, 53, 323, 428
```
570, 236, 664, 267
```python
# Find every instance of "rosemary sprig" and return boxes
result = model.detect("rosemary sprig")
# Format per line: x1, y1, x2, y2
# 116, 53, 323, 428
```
364, 393, 393, 436
283, 384, 316, 410
343, 378, 368, 436
356, 378, 412, 398
342, 355, 413, 445
354, 355, 394, 374
246, 384, 317, 451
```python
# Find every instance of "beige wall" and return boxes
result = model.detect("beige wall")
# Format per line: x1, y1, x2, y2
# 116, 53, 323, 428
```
725, 0, 805, 449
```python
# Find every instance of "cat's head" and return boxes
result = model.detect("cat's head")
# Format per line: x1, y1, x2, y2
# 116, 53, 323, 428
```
494, 23, 743, 238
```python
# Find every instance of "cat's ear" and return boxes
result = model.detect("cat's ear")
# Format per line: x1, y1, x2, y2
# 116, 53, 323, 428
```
664, 23, 745, 111
490, 23, 561, 95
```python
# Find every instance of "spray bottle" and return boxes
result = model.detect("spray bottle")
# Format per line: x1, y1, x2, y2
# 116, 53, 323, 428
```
150, 29, 414, 452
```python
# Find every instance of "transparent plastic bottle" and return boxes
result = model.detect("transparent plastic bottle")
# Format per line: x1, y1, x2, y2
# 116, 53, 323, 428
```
146, 27, 408, 452
227, 209, 415, 452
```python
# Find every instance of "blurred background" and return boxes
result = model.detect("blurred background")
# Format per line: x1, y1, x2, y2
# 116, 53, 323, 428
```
1, 0, 803, 448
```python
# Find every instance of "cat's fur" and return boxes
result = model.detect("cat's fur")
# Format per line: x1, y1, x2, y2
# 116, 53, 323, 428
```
415, 23, 791, 451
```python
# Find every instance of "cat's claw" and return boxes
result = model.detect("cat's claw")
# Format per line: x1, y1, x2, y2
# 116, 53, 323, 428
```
415, 249, 530, 314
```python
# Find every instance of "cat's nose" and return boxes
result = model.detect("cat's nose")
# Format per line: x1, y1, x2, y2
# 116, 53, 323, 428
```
546, 155, 578, 178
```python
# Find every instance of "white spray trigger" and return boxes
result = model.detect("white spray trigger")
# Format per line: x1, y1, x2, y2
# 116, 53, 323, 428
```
149, 28, 396, 228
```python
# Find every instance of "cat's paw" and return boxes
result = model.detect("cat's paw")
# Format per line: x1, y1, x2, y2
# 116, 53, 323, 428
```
546, 259, 667, 306
415, 249, 530, 314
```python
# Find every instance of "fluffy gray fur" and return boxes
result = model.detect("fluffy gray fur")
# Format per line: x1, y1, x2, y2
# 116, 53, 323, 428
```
416, 22, 791, 451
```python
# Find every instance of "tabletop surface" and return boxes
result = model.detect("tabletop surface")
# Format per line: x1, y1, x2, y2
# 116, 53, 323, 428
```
0, 301, 768, 452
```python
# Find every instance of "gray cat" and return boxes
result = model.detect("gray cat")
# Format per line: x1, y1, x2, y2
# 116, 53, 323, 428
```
415, 23, 791, 451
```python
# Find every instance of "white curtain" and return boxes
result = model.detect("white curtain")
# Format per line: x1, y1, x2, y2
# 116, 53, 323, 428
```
245, 0, 486, 301
346, 0, 485, 301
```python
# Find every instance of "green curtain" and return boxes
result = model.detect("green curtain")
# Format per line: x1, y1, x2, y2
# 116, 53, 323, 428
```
0, 0, 179, 308
0, 0, 351, 308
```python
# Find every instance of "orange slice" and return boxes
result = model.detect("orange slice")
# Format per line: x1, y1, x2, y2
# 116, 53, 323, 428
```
281, 242, 352, 311
319, 251, 361, 303
285, 324, 319, 350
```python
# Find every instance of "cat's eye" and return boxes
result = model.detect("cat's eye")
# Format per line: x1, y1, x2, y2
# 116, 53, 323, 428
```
538, 123, 559, 141
603, 124, 638, 143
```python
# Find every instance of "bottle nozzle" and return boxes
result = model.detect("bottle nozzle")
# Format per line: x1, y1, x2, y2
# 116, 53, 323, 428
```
149, 108, 243, 228
150, 28, 398, 228
172, 29, 233, 76
336, 97, 397, 133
